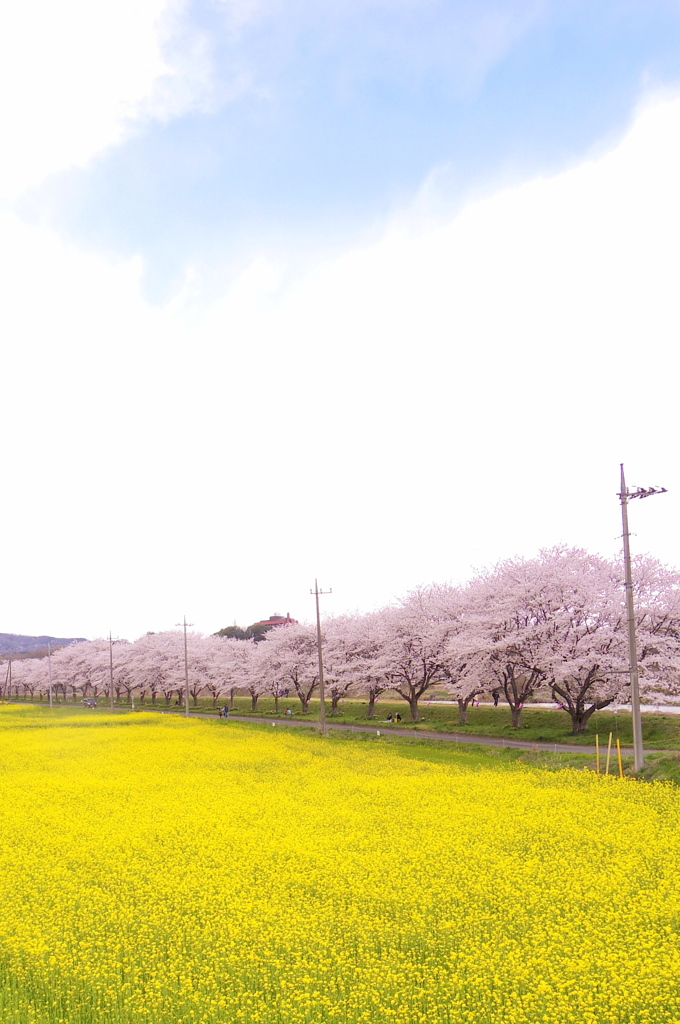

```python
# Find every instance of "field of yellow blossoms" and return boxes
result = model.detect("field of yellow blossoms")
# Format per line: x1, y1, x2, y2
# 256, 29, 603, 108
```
1, 706, 680, 1023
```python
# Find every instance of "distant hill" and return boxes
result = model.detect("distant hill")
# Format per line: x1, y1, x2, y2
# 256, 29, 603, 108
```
0, 633, 87, 657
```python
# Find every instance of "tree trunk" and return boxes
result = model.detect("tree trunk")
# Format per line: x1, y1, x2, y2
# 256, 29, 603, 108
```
251, 693, 259, 711
151, 691, 157, 705
569, 704, 601, 734
274, 693, 279, 713
367, 694, 375, 718
458, 700, 468, 725
165, 692, 171, 706
331, 694, 340, 714
409, 697, 419, 722
229, 688, 235, 709
193, 692, 199, 706
571, 711, 588, 734
299, 697, 309, 713
511, 705, 522, 728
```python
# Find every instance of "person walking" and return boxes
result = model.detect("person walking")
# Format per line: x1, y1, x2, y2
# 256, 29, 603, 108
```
492, 690, 500, 707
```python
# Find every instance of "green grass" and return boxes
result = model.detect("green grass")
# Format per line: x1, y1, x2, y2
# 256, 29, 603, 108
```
0, 701, 667, 778
173, 695, 680, 749
8, 693, 680, 750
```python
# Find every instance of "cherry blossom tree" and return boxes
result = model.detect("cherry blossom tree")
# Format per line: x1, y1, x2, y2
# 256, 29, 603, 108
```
125, 632, 182, 706
331, 613, 391, 719
411, 583, 484, 725
377, 592, 452, 721
463, 547, 680, 732
257, 622, 318, 713
230, 639, 261, 709
535, 549, 630, 733
250, 638, 291, 712
462, 558, 552, 728
201, 636, 233, 707
323, 616, 364, 714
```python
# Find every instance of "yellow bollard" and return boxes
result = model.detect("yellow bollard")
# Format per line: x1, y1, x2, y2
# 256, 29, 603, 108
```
617, 737, 624, 778
605, 732, 613, 776
595, 734, 600, 775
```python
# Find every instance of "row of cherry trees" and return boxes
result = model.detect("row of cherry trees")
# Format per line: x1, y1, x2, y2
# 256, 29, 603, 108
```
4, 547, 680, 732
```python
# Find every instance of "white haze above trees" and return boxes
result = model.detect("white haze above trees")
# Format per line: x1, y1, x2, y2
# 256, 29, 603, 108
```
6, 548, 680, 734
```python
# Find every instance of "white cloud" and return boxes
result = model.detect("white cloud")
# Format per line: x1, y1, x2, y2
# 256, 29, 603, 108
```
2, 91, 680, 640
0, 0, 212, 199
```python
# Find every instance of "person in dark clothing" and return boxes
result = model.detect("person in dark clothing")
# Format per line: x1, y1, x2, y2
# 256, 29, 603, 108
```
492, 690, 500, 707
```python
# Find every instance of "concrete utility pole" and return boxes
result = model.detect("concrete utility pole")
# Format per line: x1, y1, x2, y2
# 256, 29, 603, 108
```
109, 632, 115, 710
311, 580, 332, 737
176, 617, 193, 718
619, 464, 667, 773
48, 642, 53, 708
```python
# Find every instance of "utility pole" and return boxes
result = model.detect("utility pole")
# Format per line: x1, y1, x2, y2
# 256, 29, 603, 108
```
109, 632, 115, 710
176, 617, 193, 718
48, 642, 53, 708
311, 580, 332, 737
618, 464, 667, 773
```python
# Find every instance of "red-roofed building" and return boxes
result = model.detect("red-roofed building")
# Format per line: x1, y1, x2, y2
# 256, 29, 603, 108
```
252, 613, 298, 628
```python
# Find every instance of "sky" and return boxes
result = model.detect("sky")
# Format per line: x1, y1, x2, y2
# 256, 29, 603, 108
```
2, 0, 680, 640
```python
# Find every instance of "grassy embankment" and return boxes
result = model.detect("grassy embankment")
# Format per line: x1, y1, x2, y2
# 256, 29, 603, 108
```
160, 694, 680, 745
11, 692, 680, 746
5, 700, 680, 781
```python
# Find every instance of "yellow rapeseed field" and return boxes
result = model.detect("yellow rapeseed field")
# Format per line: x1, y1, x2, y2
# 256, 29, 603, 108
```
1, 706, 680, 1024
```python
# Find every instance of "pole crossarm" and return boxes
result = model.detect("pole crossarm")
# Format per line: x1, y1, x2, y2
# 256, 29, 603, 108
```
619, 485, 667, 501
